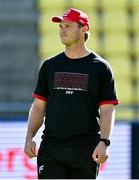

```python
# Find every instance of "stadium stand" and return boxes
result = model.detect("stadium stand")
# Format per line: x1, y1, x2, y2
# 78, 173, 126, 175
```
0, 0, 39, 118
0, 0, 38, 102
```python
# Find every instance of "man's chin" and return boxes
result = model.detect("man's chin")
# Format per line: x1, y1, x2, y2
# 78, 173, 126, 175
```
61, 41, 71, 46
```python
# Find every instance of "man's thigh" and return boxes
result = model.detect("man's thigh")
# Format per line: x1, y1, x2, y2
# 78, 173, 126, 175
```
37, 162, 69, 179
69, 163, 99, 179
37, 143, 69, 179
68, 143, 99, 179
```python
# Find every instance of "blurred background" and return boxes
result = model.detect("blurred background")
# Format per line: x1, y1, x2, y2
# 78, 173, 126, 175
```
0, 0, 139, 179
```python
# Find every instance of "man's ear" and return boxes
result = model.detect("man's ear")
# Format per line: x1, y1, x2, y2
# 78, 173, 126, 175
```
82, 25, 88, 33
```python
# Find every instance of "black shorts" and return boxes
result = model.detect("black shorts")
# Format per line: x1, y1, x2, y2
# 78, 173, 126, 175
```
37, 139, 99, 179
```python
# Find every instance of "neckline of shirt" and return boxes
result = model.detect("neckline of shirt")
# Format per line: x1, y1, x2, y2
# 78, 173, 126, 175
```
63, 52, 93, 61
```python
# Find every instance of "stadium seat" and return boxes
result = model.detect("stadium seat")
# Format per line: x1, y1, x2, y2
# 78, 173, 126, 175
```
39, 34, 64, 59
104, 33, 129, 56
87, 11, 99, 32
108, 55, 132, 104
0, 0, 36, 11
116, 78, 132, 104
108, 56, 130, 79
38, 0, 66, 12
71, 0, 97, 9
136, 57, 139, 78
102, 0, 126, 9
133, 11, 139, 31
130, 0, 139, 12
134, 36, 139, 57
102, 9, 128, 32
87, 31, 100, 53
110, 55, 139, 105
38, 12, 59, 34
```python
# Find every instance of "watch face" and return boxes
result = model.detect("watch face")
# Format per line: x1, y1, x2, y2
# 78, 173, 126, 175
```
106, 139, 110, 146
100, 138, 111, 146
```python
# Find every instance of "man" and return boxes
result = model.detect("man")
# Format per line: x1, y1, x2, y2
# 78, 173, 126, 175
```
24, 8, 119, 179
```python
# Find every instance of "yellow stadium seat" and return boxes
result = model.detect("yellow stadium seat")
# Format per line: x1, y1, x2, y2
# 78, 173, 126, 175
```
104, 32, 129, 56
108, 56, 138, 105
38, 11, 63, 34
110, 57, 130, 105
131, 0, 139, 12
39, 34, 64, 59
37, 0, 66, 12
116, 78, 132, 104
102, 0, 126, 10
133, 11, 139, 31
86, 11, 98, 31
134, 34, 139, 55
102, 9, 128, 32
137, 83, 139, 103
71, 0, 97, 10
108, 56, 130, 78
137, 58, 139, 78
116, 107, 137, 120
87, 31, 100, 52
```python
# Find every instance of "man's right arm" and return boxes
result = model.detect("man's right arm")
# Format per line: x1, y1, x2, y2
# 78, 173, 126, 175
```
24, 98, 47, 158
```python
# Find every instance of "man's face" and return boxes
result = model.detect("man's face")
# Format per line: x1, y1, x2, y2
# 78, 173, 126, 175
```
59, 21, 83, 46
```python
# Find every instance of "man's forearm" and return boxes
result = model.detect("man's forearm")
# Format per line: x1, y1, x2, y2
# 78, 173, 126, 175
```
99, 104, 115, 139
26, 103, 45, 141
24, 99, 47, 158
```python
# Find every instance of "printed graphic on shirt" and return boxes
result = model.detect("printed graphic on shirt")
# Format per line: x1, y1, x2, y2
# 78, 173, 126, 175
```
53, 72, 89, 91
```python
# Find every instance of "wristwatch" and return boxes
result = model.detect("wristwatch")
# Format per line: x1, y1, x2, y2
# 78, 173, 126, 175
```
99, 138, 111, 146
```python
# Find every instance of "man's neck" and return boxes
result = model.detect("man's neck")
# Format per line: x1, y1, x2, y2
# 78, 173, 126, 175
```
65, 44, 91, 59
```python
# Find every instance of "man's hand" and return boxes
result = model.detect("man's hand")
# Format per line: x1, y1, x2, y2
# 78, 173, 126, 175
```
24, 140, 37, 158
92, 141, 108, 164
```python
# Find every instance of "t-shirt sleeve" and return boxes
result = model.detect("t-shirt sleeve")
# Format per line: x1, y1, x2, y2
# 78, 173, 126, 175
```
32, 62, 49, 101
98, 63, 119, 106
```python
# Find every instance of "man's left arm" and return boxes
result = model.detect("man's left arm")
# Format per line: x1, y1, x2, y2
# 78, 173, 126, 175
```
92, 104, 115, 164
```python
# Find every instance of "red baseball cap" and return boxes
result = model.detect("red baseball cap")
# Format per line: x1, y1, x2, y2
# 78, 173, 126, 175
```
52, 8, 90, 30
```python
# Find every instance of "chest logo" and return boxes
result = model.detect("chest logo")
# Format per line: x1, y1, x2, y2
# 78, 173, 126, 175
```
53, 72, 89, 92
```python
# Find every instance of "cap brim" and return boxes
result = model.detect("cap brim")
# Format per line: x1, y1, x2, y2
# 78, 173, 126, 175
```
52, 16, 75, 23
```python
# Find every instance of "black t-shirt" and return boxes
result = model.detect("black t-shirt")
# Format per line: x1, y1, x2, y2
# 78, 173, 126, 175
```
33, 52, 119, 142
